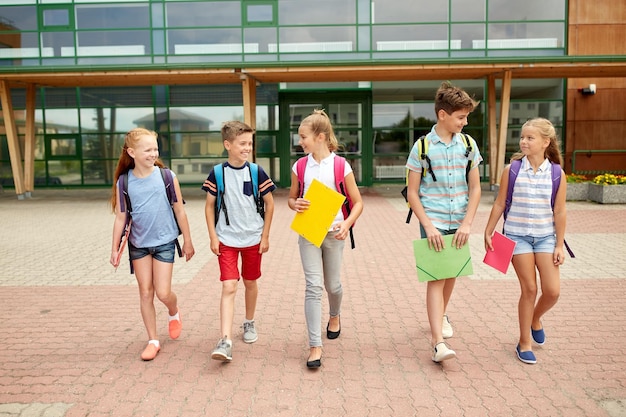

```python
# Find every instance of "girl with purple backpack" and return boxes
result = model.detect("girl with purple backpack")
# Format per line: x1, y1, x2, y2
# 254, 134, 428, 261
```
484, 117, 568, 364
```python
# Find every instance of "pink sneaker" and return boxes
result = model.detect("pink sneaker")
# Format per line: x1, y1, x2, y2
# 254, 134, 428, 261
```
141, 343, 160, 361
169, 311, 182, 339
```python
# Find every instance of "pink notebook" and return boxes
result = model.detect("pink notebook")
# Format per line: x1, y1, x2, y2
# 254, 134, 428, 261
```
483, 231, 516, 274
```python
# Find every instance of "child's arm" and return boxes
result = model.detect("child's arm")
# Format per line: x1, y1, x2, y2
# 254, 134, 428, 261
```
333, 171, 363, 241
288, 171, 309, 212
204, 192, 220, 256
406, 169, 443, 251
259, 192, 274, 254
172, 177, 195, 261
110, 189, 127, 268
552, 170, 567, 265
484, 166, 510, 252
453, 166, 482, 249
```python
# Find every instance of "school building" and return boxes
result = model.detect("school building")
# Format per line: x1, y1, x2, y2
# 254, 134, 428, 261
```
1, 0, 625, 198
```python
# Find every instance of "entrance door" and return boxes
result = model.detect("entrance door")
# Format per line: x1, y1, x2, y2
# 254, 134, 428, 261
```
44, 134, 83, 186
278, 91, 372, 186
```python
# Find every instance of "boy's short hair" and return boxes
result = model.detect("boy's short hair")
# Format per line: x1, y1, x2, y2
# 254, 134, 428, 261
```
221, 121, 254, 142
434, 81, 479, 116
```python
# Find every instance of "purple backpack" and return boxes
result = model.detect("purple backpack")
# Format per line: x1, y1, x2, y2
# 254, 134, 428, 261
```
504, 159, 575, 258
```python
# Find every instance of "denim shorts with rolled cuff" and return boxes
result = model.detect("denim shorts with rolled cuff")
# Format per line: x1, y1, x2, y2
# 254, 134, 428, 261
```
506, 233, 556, 256
129, 240, 176, 264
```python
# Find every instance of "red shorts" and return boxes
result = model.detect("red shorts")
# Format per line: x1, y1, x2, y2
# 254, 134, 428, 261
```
218, 243, 262, 281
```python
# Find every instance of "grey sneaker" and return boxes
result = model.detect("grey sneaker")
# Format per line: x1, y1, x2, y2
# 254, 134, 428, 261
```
243, 321, 258, 343
442, 315, 453, 339
211, 337, 232, 362
432, 342, 456, 363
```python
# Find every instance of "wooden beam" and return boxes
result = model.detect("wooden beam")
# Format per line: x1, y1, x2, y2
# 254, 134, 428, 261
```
24, 84, 36, 194
487, 75, 498, 186
0, 80, 25, 198
496, 70, 512, 184
241, 75, 257, 161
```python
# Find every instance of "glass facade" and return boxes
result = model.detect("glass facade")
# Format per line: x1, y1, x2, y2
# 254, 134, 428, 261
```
0, 0, 568, 187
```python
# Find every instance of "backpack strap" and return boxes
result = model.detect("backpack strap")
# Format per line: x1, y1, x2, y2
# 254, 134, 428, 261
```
550, 163, 575, 258
296, 156, 308, 198
460, 133, 476, 181
504, 159, 522, 221
160, 167, 178, 205
334, 155, 355, 250
249, 162, 265, 220
159, 167, 182, 258
214, 162, 229, 226
418, 136, 437, 181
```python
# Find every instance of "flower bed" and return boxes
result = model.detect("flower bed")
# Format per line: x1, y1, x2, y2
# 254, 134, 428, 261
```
588, 174, 626, 204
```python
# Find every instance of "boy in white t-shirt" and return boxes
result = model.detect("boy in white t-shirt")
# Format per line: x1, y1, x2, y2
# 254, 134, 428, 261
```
202, 121, 276, 362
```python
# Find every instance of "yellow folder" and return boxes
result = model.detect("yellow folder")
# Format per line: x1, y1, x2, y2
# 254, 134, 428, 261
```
291, 178, 346, 247
413, 235, 473, 282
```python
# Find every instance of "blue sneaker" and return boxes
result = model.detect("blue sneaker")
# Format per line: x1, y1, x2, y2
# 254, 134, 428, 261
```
531, 327, 545, 345
516, 345, 537, 364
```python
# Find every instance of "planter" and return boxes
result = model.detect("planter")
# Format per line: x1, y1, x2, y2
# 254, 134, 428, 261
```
588, 183, 626, 204
566, 182, 589, 201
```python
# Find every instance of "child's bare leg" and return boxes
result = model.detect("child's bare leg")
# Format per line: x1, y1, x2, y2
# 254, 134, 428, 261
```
243, 279, 258, 321
134, 256, 157, 340
442, 278, 456, 314
220, 280, 238, 339
153, 259, 177, 315
512, 254, 539, 351
533, 254, 561, 329
426, 280, 446, 345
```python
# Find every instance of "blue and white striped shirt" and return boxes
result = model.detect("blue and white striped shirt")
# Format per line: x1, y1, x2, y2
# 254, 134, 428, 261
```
405, 126, 482, 230
504, 157, 555, 237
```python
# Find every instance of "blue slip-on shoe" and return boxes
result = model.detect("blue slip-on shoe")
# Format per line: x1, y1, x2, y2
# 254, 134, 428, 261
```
516, 345, 537, 364
531, 327, 546, 345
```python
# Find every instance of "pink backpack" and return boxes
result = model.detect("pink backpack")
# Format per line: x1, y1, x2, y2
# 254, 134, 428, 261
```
296, 155, 355, 249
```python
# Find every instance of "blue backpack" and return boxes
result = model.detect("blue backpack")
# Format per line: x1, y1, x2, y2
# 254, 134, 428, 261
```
213, 162, 264, 226
504, 159, 574, 258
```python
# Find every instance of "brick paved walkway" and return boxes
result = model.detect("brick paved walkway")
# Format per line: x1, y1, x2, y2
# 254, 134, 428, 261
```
1, 186, 625, 417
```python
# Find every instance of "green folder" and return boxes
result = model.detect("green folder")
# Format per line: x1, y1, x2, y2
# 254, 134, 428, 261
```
413, 234, 473, 282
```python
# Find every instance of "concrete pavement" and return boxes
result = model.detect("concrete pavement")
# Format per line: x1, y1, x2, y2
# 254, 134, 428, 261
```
1, 185, 625, 417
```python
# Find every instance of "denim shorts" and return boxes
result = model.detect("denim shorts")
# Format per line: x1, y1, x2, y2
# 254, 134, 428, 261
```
129, 240, 176, 263
506, 234, 556, 255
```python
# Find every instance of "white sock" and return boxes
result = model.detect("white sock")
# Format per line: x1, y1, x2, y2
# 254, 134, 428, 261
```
244, 318, 254, 324
168, 311, 179, 321
148, 340, 160, 348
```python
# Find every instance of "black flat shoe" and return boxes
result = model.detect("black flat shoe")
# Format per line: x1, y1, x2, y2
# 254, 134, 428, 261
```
326, 319, 341, 339
306, 358, 321, 368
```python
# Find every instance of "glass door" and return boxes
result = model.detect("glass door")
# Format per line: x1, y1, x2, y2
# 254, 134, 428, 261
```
278, 91, 372, 186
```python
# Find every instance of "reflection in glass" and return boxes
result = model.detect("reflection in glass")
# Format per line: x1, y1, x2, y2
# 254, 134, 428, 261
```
171, 158, 220, 185
278, 0, 355, 25
76, 5, 149, 29
488, 0, 565, 20
256, 134, 276, 154
373, 25, 448, 46
372, 0, 447, 23
41, 31, 74, 55
0, 6, 37, 30
47, 160, 81, 185
44, 109, 79, 133
451, 0, 485, 21
166, 2, 240, 27
43, 9, 70, 27
76, 31, 150, 52
247, 4, 273, 23
50, 138, 77, 156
